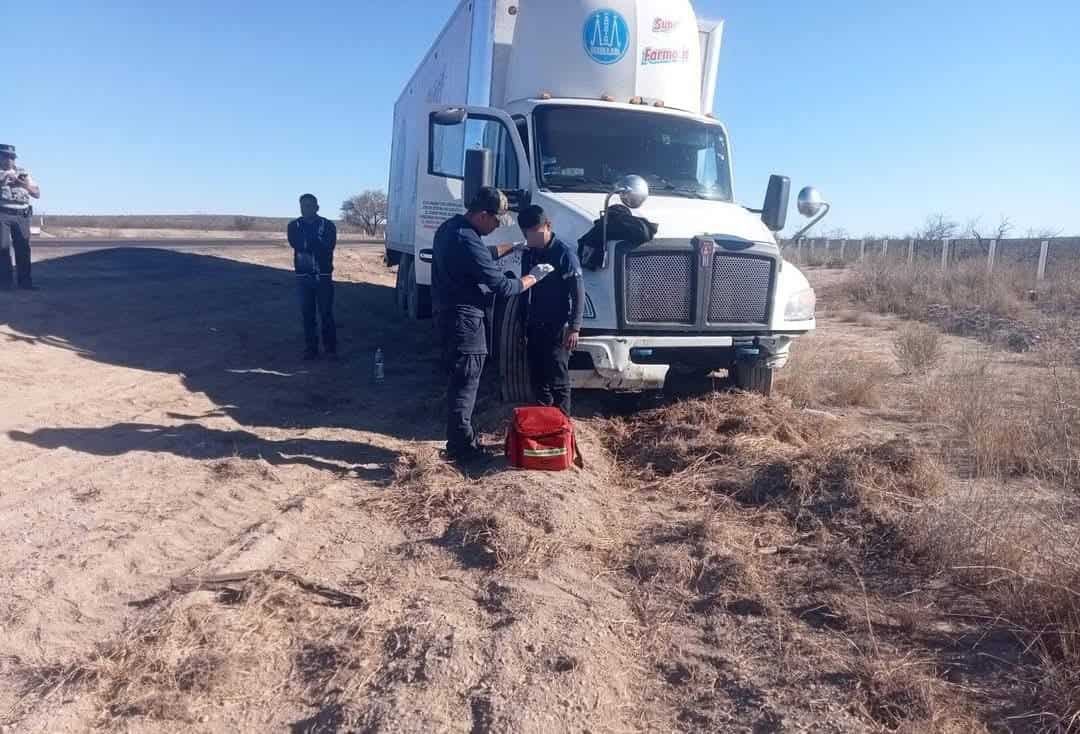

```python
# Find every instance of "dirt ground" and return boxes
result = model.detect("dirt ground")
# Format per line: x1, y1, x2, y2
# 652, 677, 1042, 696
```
0, 249, 1063, 732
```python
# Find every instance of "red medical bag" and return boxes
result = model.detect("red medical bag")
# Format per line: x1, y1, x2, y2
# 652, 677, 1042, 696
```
505, 407, 576, 471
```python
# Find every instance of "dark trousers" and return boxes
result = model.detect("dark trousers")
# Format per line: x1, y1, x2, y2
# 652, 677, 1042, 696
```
527, 322, 572, 415
446, 353, 485, 454
0, 214, 32, 289
297, 276, 336, 354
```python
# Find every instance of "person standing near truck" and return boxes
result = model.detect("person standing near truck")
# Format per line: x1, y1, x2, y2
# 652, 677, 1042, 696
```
0, 145, 41, 291
287, 194, 338, 360
518, 205, 584, 416
432, 187, 553, 462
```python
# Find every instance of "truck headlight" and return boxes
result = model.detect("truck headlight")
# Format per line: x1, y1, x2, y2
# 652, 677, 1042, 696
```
784, 288, 816, 321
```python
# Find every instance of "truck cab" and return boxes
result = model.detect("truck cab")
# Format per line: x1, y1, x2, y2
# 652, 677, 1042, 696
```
386, 0, 830, 398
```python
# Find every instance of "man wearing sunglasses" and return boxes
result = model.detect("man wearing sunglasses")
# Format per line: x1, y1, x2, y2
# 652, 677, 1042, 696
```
432, 186, 554, 462
0, 144, 41, 291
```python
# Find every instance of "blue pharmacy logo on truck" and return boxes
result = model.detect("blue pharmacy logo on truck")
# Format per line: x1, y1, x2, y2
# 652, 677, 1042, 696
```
582, 9, 629, 65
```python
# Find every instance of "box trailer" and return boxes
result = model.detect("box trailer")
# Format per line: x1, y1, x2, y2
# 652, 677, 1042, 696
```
386, 0, 830, 398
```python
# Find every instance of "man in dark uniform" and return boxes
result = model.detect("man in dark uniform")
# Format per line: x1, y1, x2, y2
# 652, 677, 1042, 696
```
518, 205, 584, 416
0, 144, 41, 291
432, 187, 554, 461
287, 193, 338, 360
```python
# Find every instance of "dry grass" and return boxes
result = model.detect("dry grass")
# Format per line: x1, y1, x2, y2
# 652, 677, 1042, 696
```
600, 393, 977, 730
12, 575, 378, 728
908, 480, 1080, 730
841, 260, 1072, 354
602, 391, 833, 480
378, 447, 472, 526
893, 323, 945, 374
844, 261, 1030, 323
907, 355, 1080, 486
780, 342, 891, 409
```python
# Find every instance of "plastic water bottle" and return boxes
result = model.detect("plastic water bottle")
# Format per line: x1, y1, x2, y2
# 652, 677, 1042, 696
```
373, 348, 385, 384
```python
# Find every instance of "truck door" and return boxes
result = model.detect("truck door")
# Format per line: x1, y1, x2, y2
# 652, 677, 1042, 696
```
416, 106, 531, 288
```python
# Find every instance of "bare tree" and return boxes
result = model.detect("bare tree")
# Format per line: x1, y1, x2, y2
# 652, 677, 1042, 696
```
968, 214, 1013, 242
822, 227, 850, 240
965, 214, 1013, 256
917, 213, 959, 241
341, 190, 388, 236
1025, 226, 1064, 239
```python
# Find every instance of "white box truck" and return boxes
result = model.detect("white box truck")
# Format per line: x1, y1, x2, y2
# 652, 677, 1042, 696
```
386, 0, 830, 398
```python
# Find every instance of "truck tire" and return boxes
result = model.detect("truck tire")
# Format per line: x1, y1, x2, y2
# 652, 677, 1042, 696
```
405, 258, 432, 320
395, 255, 412, 312
494, 293, 532, 404
735, 363, 775, 396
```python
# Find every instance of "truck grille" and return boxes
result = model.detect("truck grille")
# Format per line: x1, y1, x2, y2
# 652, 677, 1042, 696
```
707, 255, 772, 324
624, 252, 694, 324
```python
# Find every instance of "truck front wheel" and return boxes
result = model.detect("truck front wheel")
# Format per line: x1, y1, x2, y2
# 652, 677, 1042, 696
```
734, 363, 775, 396
494, 293, 532, 404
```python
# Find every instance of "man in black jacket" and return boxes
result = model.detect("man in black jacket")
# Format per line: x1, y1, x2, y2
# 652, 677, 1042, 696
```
432, 187, 553, 461
519, 205, 584, 415
0, 144, 41, 291
287, 194, 338, 359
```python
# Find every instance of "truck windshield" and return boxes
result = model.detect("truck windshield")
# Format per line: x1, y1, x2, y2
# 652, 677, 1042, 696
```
534, 106, 733, 202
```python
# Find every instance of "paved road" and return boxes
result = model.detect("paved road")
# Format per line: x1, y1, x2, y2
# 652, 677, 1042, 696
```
32, 238, 383, 249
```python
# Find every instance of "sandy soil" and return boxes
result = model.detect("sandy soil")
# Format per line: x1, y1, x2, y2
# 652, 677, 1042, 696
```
0, 252, 1059, 732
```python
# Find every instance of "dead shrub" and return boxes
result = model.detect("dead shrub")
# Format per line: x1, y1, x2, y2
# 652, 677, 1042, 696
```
442, 511, 560, 572
207, 457, 278, 483
893, 324, 945, 374
821, 355, 890, 408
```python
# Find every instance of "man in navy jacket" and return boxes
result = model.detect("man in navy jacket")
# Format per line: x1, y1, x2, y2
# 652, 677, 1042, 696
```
432, 187, 553, 461
287, 194, 338, 359
519, 205, 584, 415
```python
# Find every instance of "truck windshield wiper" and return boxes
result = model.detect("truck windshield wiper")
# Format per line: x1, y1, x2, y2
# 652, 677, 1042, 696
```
664, 187, 711, 200
641, 175, 706, 200
545, 176, 611, 191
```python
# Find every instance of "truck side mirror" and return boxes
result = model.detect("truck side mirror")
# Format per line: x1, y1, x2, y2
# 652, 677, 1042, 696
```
464, 147, 493, 210
504, 188, 532, 212
761, 175, 790, 232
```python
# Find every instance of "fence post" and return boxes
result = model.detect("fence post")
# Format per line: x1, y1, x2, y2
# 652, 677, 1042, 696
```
908, 238, 915, 265
882, 239, 889, 259
797, 238, 803, 263
987, 239, 997, 273
1038, 240, 1050, 282
839, 239, 846, 260
941, 239, 950, 272
859, 239, 866, 262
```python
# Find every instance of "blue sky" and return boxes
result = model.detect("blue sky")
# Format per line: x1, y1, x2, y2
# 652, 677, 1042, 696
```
8, 0, 1080, 236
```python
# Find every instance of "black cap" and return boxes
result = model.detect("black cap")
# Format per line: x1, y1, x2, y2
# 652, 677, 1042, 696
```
0, 144, 15, 159
468, 186, 508, 215
517, 205, 548, 232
